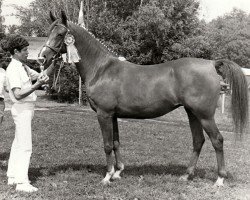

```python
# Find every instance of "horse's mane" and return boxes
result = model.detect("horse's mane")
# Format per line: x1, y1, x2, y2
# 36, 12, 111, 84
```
67, 21, 118, 58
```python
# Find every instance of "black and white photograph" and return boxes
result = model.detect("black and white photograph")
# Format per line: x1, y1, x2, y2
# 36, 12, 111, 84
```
0, 0, 249, 199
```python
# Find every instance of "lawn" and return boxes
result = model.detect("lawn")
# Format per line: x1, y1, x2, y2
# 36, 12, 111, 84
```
0, 92, 249, 200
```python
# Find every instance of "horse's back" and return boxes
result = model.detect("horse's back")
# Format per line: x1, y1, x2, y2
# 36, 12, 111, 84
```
128, 57, 220, 117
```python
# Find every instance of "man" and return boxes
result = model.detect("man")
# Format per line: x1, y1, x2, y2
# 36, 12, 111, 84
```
1, 34, 53, 192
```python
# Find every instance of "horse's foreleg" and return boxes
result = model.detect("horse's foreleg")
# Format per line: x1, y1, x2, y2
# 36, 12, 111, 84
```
200, 118, 227, 186
180, 108, 205, 181
97, 113, 115, 185
112, 116, 124, 180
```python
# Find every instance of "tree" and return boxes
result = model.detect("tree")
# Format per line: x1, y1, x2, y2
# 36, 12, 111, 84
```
7, 25, 19, 34
13, 0, 83, 36
0, 0, 6, 33
0, 0, 10, 70
104, 0, 142, 20
206, 9, 250, 68
103, 0, 202, 64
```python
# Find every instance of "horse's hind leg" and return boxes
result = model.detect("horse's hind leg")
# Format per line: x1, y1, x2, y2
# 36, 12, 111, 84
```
97, 112, 115, 185
180, 108, 205, 181
200, 118, 227, 186
112, 116, 124, 180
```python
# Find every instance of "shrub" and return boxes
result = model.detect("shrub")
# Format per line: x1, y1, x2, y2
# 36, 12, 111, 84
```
46, 63, 87, 104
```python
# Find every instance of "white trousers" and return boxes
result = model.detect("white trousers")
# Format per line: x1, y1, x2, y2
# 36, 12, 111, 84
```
7, 102, 35, 184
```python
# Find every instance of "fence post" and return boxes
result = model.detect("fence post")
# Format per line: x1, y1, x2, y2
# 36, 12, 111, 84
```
77, 1, 85, 106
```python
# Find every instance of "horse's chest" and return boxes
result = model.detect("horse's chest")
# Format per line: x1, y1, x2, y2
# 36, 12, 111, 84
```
87, 84, 119, 110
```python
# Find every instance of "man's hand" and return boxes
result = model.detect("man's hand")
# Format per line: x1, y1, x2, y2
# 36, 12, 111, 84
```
37, 74, 49, 85
40, 56, 63, 77
40, 56, 62, 71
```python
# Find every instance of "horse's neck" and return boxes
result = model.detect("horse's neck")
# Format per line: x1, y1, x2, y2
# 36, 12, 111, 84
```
69, 23, 113, 83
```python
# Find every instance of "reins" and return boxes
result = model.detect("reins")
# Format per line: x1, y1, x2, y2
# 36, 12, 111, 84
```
51, 59, 64, 93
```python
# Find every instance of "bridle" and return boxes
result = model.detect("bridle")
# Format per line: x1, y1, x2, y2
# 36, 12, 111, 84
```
42, 23, 70, 93
43, 23, 70, 60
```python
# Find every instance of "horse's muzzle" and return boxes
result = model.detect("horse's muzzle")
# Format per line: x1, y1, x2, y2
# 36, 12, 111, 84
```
37, 56, 46, 66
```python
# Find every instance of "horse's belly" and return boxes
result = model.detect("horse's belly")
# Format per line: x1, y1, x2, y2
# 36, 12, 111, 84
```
116, 100, 179, 119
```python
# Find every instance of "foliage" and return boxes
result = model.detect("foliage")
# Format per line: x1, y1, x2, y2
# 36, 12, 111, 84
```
90, 0, 203, 64
13, 0, 83, 36
101, 0, 142, 20
0, 34, 11, 70
0, 0, 9, 69
7, 25, 19, 35
46, 63, 87, 104
0, 0, 6, 33
206, 9, 250, 68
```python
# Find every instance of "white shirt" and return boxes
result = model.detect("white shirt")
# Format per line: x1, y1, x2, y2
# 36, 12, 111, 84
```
0, 68, 6, 99
6, 58, 39, 103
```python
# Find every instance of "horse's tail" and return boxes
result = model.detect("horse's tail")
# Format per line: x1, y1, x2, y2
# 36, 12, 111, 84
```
215, 59, 249, 135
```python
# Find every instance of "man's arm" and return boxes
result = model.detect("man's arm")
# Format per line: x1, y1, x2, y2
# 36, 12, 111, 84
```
4, 85, 8, 93
28, 68, 40, 81
12, 75, 49, 100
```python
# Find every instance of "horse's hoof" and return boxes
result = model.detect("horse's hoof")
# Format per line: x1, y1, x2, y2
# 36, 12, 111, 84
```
112, 173, 121, 180
214, 177, 224, 187
101, 179, 111, 185
179, 174, 189, 182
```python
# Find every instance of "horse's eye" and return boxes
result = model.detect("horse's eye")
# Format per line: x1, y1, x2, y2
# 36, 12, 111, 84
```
58, 34, 63, 37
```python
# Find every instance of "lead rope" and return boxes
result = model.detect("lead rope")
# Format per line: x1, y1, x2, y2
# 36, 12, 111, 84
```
51, 60, 64, 93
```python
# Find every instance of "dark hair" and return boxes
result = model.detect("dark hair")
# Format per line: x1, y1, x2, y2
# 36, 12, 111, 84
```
0, 35, 29, 55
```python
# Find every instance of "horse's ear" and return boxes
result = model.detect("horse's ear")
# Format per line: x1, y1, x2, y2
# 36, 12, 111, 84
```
49, 11, 56, 22
61, 10, 67, 26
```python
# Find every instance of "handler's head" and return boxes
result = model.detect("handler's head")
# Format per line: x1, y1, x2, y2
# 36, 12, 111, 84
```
1, 35, 29, 62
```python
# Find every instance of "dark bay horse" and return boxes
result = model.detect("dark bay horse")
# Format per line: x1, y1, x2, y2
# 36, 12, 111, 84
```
39, 11, 249, 186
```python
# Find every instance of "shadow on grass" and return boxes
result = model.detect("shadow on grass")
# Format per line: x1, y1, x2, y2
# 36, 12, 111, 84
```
1, 153, 232, 183
0, 152, 9, 171
0, 152, 9, 161
28, 163, 213, 182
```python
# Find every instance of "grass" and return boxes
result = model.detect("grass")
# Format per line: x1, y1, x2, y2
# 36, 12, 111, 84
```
0, 92, 249, 200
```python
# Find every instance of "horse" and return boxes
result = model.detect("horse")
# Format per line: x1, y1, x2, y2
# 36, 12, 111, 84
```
38, 11, 249, 186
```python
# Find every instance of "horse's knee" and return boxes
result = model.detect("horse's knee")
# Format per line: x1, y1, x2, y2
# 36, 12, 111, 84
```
113, 141, 120, 150
212, 134, 224, 151
104, 144, 113, 154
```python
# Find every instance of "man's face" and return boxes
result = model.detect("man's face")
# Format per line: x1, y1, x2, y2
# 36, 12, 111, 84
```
15, 46, 29, 63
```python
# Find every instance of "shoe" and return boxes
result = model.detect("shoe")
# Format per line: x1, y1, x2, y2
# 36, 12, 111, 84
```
16, 183, 38, 193
7, 177, 16, 185
8, 178, 31, 185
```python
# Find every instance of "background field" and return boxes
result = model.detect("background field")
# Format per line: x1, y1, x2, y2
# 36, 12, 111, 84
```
0, 91, 249, 200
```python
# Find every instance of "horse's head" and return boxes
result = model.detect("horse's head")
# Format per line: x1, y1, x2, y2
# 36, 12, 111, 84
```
38, 11, 69, 68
